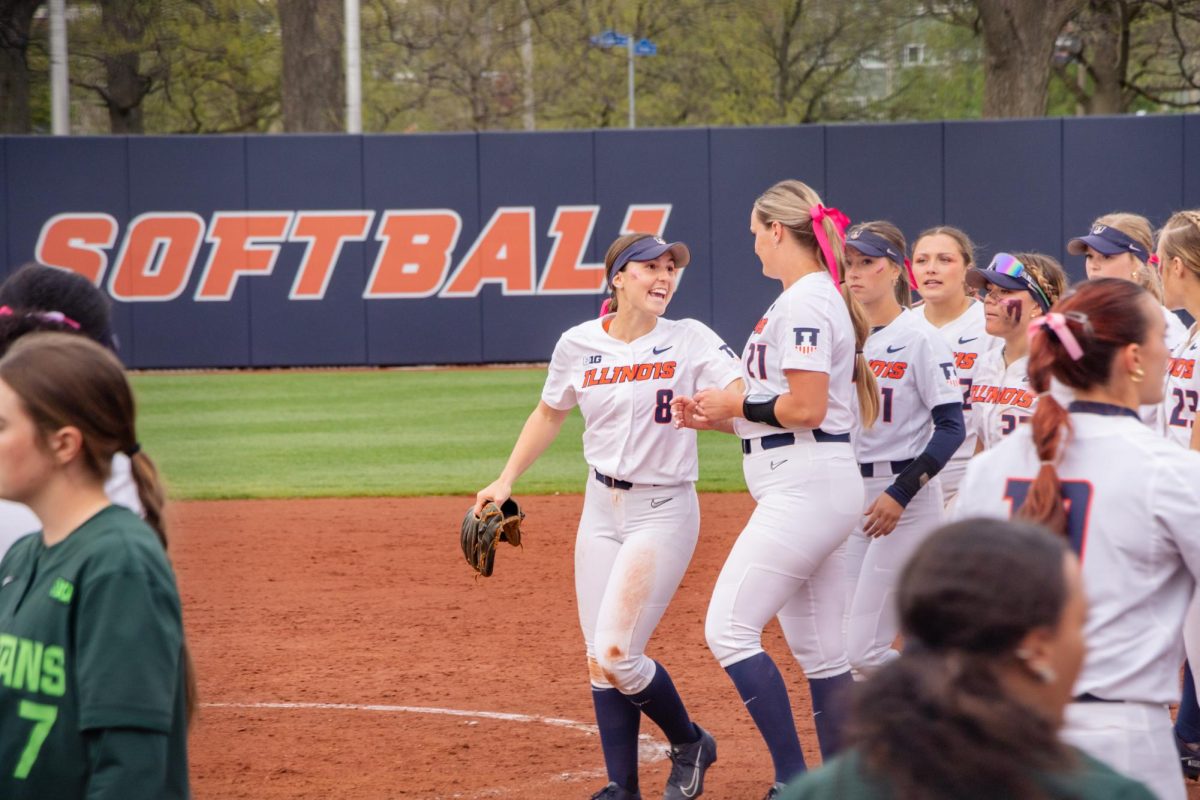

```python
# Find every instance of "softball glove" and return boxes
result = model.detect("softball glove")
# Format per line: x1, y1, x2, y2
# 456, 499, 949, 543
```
461, 498, 524, 577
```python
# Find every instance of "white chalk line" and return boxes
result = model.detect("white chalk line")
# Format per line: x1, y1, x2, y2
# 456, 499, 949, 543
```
203, 700, 667, 795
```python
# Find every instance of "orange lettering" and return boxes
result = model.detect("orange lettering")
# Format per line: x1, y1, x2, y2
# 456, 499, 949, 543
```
620, 205, 671, 237
538, 206, 604, 294
108, 213, 205, 301
440, 207, 536, 297
289, 211, 374, 300
35, 213, 118, 284
195, 212, 293, 301
365, 210, 461, 298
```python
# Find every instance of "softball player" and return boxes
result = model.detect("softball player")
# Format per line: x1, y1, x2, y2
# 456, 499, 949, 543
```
1068, 213, 1189, 429
965, 252, 1068, 450
909, 227, 998, 504
1156, 211, 1200, 777
474, 233, 741, 800
955, 278, 1200, 800
0, 333, 192, 800
0, 264, 141, 559
841, 222, 964, 675
673, 180, 876, 799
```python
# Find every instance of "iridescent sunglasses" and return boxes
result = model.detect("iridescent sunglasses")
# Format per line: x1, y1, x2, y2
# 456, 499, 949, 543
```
983, 253, 1053, 312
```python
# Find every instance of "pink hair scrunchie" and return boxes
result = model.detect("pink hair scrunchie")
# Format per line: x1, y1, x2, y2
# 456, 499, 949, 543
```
809, 204, 851, 289
1028, 312, 1084, 361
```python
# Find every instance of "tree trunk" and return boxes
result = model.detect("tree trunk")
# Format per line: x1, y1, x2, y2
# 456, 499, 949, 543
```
99, 0, 157, 134
1080, 0, 1125, 114
979, 0, 1087, 117
0, 0, 42, 133
279, 0, 344, 132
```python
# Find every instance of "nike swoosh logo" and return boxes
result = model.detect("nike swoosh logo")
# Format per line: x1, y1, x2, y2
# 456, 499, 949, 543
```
681, 749, 703, 797
1, 576, 13, 587
650, 498, 673, 508
886, 345, 905, 353
770, 459, 788, 470
652, 345, 673, 355
958, 336, 978, 344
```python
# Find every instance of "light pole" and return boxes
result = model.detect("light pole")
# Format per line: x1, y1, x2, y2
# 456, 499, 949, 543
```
590, 30, 657, 128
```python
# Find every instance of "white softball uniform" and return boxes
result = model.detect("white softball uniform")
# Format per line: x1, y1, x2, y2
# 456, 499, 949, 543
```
956, 408, 1200, 800
543, 315, 741, 693
916, 301, 998, 503
0, 454, 142, 560
970, 348, 1035, 450
707, 271, 864, 678
1163, 325, 1199, 449
844, 310, 961, 674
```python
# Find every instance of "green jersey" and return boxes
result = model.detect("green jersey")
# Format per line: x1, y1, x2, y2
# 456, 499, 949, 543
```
780, 747, 1155, 800
0, 505, 189, 800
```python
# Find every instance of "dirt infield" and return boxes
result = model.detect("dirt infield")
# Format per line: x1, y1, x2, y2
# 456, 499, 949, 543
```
175, 496, 1200, 800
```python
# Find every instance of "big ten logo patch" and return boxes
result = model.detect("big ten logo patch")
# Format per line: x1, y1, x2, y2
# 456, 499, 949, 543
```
584, 354, 603, 365
35, 203, 673, 302
583, 361, 677, 387
49, 578, 74, 605
793, 327, 820, 354
869, 360, 908, 379
954, 351, 977, 370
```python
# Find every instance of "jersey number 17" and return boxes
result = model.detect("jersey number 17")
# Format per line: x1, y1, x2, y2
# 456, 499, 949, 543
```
1003, 478, 1094, 558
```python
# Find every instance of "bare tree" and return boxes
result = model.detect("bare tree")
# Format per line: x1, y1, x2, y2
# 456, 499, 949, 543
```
279, 0, 344, 131
0, 0, 43, 132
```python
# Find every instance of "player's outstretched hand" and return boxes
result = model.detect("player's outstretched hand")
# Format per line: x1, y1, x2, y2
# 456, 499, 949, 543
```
863, 492, 904, 538
474, 479, 512, 518
671, 395, 712, 430
693, 387, 743, 423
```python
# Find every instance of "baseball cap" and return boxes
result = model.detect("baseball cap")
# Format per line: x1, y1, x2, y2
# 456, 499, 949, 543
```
1067, 224, 1149, 260
966, 253, 1053, 312
845, 228, 904, 265
608, 236, 691, 282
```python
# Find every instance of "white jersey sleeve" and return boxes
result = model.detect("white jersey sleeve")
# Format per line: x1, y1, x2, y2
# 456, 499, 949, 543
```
854, 309, 961, 463
1163, 325, 1199, 448
734, 271, 857, 439
540, 316, 739, 485
955, 411, 1200, 704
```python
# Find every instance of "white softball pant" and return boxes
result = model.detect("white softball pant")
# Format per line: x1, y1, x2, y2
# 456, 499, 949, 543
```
576, 475, 700, 695
1062, 701, 1183, 800
706, 439, 864, 679
844, 472, 945, 675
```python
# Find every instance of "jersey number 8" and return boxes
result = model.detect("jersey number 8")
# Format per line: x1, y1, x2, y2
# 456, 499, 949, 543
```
654, 389, 674, 424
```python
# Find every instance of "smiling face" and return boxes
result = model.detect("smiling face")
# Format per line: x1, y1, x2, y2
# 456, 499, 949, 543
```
912, 233, 969, 304
612, 252, 679, 316
846, 248, 899, 307
1085, 246, 1141, 282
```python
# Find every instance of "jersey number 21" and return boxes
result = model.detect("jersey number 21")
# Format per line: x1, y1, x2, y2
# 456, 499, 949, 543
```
1003, 478, 1094, 558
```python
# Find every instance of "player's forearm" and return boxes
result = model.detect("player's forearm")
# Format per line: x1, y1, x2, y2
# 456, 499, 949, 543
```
498, 403, 568, 484
772, 393, 828, 429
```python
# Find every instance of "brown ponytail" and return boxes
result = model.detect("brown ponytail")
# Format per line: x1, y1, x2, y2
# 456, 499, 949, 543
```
1019, 279, 1154, 535
0, 332, 198, 724
754, 180, 879, 427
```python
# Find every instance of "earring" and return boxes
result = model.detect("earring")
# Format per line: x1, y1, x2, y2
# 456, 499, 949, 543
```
773, 240, 779, 249
1131, 367, 1145, 383
1015, 648, 1057, 684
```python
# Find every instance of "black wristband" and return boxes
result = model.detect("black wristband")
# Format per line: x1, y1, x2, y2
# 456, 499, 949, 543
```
743, 394, 784, 428
886, 453, 941, 508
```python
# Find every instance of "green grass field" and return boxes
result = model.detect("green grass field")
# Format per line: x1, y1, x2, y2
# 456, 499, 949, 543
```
131, 368, 748, 500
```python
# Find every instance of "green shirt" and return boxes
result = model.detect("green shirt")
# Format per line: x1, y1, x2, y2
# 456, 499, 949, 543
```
0, 505, 189, 800
781, 747, 1155, 800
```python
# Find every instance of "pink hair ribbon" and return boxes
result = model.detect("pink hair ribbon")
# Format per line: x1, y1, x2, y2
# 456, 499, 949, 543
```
1029, 312, 1084, 361
809, 204, 851, 289
598, 298, 612, 317
904, 257, 917, 290
0, 305, 81, 330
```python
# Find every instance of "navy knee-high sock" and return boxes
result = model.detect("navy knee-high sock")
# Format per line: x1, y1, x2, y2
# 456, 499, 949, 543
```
1178, 663, 1200, 743
593, 688, 641, 791
724, 652, 806, 783
808, 672, 853, 760
627, 661, 699, 746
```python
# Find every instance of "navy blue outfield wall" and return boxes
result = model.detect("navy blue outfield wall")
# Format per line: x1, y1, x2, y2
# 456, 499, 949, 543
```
3, 115, 1199, 369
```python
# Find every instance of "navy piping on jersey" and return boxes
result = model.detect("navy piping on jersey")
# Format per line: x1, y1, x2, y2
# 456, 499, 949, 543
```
1067, 400, 1140, 420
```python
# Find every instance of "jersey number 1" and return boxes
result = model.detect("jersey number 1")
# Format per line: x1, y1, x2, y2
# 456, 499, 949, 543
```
1003, 478, 1094, 558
